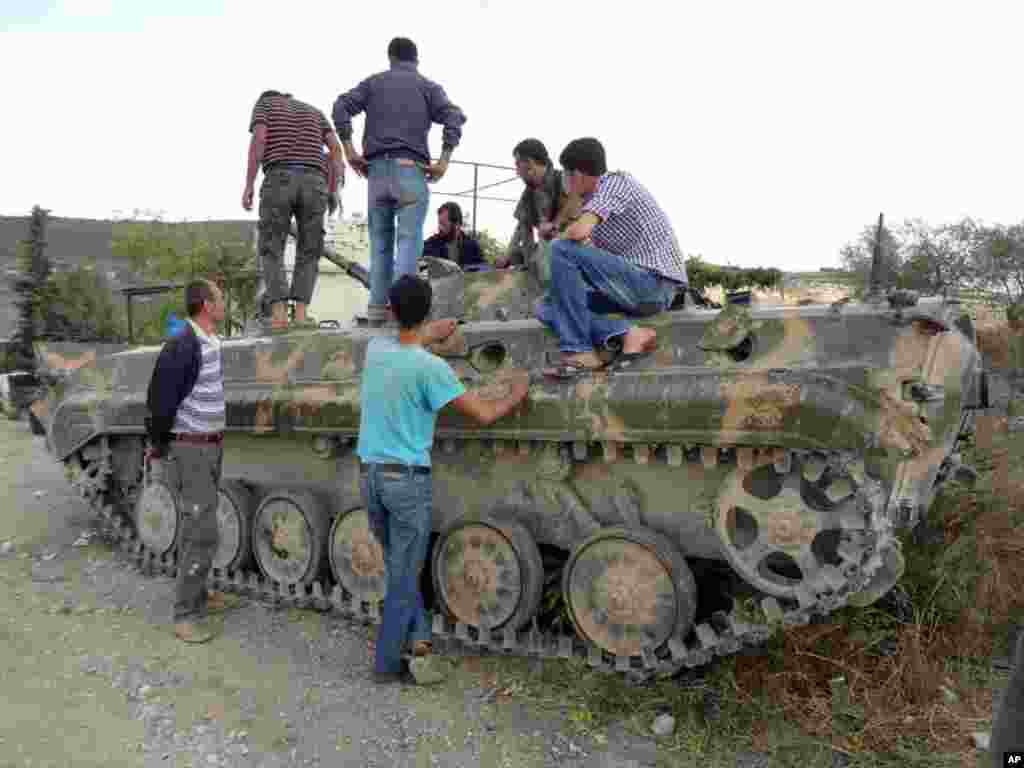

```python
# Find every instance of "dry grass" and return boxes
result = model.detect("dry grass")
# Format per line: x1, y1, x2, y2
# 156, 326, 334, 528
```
729, 406, 1024, 765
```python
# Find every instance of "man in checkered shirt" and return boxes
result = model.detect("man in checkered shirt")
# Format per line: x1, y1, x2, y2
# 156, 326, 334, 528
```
538, 138, 689, 378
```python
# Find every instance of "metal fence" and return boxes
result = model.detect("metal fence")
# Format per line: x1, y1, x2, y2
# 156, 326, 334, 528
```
428, 159, 520, 236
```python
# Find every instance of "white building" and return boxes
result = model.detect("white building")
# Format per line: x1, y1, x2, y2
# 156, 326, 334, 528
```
279, 213, 371, 327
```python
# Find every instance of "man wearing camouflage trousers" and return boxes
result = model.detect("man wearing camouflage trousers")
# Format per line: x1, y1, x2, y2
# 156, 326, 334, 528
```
145, 280, 233, 643
243, 90, 345, 329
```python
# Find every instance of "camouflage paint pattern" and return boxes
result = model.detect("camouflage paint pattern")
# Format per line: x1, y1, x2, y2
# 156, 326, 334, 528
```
31, 260, 988, 657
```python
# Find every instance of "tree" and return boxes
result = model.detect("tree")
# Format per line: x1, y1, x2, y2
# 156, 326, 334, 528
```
839, 219, 903, 297
473, 228, 508, 265
42, 261, 126, 342
10, 206, 52, 370
898, 217, 981, 296
684, 255, 783, 294
112, 211, 260, 338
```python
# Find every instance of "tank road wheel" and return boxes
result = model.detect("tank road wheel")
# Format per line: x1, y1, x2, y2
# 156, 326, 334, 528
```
562, 527, 697, 659
213, 481, 255, 574
329, 507, 387, 604
133, 478, 181, 558
253, 490, 330, 589
431, 516, 544, 632
715, 453, 886, 602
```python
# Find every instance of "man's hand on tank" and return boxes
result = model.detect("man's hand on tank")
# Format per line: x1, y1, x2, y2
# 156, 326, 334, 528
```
423, 318, 457, 344
507, 371, 530, 403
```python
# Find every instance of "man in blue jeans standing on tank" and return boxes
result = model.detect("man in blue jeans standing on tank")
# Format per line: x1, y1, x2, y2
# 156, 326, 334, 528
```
357, 275, 530, 684
332, 37, 468, 327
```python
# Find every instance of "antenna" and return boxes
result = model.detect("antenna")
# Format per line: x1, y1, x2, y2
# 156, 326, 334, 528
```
866, 212, 885, 301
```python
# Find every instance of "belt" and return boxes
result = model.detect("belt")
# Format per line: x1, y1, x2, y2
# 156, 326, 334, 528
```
266, 162, 326, 176
368, 153, 425, 168
361, 462, 430, 476
173, 432, 224, 445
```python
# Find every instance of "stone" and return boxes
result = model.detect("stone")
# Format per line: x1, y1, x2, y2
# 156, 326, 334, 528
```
971, 731, 990, 750
651, 714, 675, 738
0, 541, 13, 555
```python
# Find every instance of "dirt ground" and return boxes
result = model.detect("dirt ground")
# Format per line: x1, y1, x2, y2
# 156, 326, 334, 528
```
0, 419, 690, 768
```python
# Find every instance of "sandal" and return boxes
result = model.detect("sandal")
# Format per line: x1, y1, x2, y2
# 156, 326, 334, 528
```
542, 358, 611, 380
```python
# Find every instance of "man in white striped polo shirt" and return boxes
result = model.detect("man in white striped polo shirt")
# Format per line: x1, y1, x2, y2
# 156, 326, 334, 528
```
537, 138, 689, 379
146, 280, 231, 643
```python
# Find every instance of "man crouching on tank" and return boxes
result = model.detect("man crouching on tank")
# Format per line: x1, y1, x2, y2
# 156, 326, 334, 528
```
357, 275, 530, 684
537, 138, 689, 379
145, 280, 237, 644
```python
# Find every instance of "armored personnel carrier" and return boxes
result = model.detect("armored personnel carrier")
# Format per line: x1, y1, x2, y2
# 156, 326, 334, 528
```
29, 240, 990, 677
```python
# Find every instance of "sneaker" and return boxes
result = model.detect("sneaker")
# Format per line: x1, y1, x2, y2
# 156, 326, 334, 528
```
408, 656, 447, 685
174, 620, 219, 644
372, 669, 416, 685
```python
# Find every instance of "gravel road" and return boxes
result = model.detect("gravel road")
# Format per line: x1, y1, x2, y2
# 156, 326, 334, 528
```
0, 419, 703, 768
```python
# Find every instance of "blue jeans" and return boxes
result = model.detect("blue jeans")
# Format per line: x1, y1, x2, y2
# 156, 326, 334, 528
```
360, 464, 433, 676
537, 239, 679, 354
367, 157, 430, 311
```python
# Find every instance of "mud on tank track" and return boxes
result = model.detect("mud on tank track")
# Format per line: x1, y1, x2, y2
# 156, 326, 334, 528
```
65, 432, 901, 681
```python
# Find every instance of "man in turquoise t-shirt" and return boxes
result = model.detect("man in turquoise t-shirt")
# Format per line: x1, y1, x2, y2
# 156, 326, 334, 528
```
357, 274, 530, 684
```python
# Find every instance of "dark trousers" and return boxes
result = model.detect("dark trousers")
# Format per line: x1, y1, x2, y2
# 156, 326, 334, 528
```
257, 165, 328, 306
156, 442, 223, 621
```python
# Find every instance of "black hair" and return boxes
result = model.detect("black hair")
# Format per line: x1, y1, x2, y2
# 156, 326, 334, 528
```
437, 201, 462, 227
387, 37, 418, 63
258, 90, 291, 101
513, 138, 550, 166
388, 274, 432, 329
559, 137, 607, 177
185, 280, 215, 318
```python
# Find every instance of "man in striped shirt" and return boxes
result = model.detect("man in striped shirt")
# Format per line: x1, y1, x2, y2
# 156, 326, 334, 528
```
538, 138, 689, 379
146, 280, 231, 644
243, 91, 345, 329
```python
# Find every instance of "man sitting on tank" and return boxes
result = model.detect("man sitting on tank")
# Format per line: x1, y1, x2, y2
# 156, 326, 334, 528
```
496, 138, 582, 271
421, 202, 486, 270
537, 137, 689, 379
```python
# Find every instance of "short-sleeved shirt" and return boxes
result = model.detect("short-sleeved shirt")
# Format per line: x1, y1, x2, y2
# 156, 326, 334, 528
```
356, 338, 467, 467
249, 94, 333, 176
581, 171, 689, 286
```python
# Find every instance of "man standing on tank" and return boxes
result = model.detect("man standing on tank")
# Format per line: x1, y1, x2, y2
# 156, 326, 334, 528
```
145, 280, 232, 644
243, 90, 345, 330
357, 275, 530, 684
332, 37, 467, 327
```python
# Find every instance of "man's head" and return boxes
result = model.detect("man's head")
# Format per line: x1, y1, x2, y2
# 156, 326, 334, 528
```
513, 138, 550, 187
387, 37, 418, 64
258, 90, 292, 101
388, 274, 432, 330
185, 279, 225, 326
437, 202, 463, 238
559, 137, 607, 198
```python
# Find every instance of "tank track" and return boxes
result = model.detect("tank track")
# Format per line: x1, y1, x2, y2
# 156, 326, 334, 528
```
66, 434, 898, 680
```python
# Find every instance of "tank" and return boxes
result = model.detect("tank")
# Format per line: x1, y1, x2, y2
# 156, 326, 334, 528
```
29, 243, 991, 678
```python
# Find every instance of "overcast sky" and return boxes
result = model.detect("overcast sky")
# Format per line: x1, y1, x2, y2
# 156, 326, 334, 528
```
3, 0, 1021, 272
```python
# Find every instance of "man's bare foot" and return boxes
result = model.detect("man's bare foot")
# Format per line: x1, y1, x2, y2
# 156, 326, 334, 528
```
423, 318, 457, 344
620, 326, 657, 355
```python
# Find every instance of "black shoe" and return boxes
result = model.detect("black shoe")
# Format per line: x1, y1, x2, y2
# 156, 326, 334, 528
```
372, 669, 416, 685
